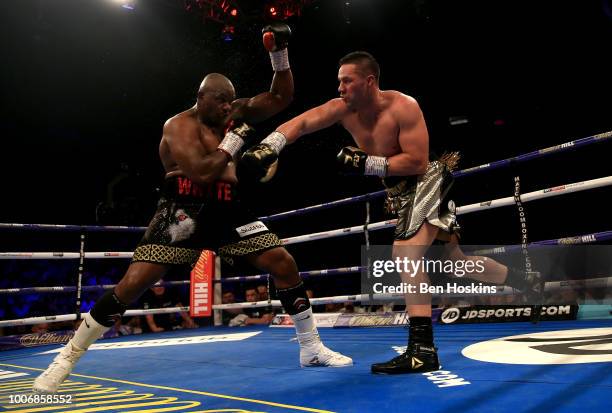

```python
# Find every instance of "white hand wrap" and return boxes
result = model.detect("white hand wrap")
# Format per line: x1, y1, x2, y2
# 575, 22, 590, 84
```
261, 131, 287, 154
217, 130, 245, 158
365, 156, 388, 177
269, 48, 290, 71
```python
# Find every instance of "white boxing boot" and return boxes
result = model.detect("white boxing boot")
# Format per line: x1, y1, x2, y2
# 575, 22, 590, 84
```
33, 313, 108, 393
291, 308, 353, 367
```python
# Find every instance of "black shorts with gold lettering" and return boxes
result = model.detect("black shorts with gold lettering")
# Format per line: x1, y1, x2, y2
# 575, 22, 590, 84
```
132, 176, 282, 267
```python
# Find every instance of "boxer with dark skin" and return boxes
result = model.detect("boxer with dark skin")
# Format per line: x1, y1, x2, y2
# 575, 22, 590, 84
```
119, 70, 299, 304
34, 24, 351, 394
115, 74, 294, 305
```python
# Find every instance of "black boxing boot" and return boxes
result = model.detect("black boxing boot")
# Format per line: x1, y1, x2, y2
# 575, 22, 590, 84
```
504, 267, 545, 323
505, 267, 544, 301
371, 317, 440, 374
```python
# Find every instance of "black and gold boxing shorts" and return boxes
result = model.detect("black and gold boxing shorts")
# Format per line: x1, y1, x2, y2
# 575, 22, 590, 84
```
132, 176, 282, 267
383, 152, 460, 241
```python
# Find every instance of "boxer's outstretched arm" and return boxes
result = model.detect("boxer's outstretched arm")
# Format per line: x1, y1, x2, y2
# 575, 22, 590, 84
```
386, 95, 429, 176
277, 98, 348, 143
239, 98, 348, 183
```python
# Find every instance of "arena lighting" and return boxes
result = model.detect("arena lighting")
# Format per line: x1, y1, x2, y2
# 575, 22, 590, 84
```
183, 1, 242, 24
264, 1, 313, 20
111, 0, 135, 10
342, 0, 351, 24
182, 1, 314, 29
449, 116, 469, 126
222, 24, 235, 42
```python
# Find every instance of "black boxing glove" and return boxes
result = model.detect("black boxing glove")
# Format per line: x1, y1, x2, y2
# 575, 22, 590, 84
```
262, 22, 291, 51
337, 146, 389, 177
262, 23, 291, 71
217, 123, 256, 160
241, 131, 287, 182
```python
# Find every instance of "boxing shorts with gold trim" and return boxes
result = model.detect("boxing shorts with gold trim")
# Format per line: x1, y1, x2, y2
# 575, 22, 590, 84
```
383, 152, 460, 241
132, 176, 282, 266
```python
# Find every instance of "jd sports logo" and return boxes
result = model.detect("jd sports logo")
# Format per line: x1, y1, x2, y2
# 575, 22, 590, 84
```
440, 308, 461, 324
462, 327, 612, 365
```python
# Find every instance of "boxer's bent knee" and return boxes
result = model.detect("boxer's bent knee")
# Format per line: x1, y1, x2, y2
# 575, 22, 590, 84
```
268, 248, 298, 277
250, 247, 299, 285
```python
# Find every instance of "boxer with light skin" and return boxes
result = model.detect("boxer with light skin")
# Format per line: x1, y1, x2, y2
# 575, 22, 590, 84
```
242, 51, 542, 374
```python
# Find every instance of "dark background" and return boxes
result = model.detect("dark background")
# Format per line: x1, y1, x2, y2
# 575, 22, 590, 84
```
0, 1, 611, 311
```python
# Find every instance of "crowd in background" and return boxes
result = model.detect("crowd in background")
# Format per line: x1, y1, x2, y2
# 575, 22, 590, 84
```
2, 254, 605, 339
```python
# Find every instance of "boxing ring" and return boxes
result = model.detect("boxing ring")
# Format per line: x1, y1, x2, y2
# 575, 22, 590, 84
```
1, 131, 612, 412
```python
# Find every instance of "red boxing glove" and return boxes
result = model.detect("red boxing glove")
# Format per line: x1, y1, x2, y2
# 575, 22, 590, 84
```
263, 32, 276, 52
262, 22, 291, 52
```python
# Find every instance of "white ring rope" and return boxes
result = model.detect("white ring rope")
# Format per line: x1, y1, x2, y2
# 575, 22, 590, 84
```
3, 175, 610, 258
0, 252, 133, 260
3, 275, 607, 327
212, 276, 612, 310
281, 176, 612, 245
0, 306, 190, 328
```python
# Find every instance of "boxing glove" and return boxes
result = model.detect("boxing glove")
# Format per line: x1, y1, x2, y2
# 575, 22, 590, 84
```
241, 131, 287, 182
337, 146, 388, 177
263, 23, 291, 71
262, 22, 291, 52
